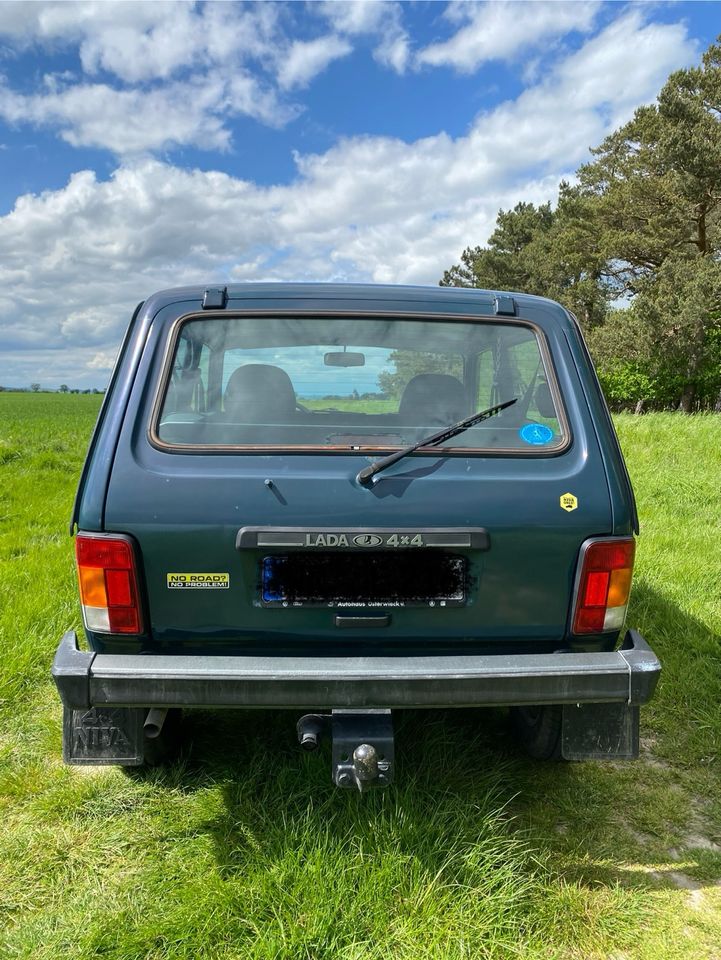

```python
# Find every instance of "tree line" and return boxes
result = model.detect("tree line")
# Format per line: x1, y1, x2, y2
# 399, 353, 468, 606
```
440, 38, 721, 412
0, 385, 104, 394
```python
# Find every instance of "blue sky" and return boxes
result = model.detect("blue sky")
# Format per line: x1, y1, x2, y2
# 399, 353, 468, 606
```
0, 0, 718, 388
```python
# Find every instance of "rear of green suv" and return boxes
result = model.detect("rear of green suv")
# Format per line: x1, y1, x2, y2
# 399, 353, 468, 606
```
52, 283, 660, 789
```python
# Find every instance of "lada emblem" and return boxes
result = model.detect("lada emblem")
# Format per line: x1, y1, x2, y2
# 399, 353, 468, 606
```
305, 533, 348, 546
353, 534, 383, 547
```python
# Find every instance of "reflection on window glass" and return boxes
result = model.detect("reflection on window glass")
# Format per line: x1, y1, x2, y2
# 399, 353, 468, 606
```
156, 316, 566, 453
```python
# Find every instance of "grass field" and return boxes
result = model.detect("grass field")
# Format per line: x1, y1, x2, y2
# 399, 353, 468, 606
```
300, 397, 397, 414
1, 393, 720, 959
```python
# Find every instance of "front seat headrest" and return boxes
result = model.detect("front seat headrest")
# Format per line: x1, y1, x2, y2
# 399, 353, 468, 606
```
534, 381, 556, 419
224, 364, 296, 422
399, 373, 466, 425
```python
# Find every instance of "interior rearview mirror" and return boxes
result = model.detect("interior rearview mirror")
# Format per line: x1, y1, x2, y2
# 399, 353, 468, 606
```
324, 351, 365, 367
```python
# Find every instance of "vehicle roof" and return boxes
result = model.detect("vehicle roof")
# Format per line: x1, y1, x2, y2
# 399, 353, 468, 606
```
141, 282, 573, 324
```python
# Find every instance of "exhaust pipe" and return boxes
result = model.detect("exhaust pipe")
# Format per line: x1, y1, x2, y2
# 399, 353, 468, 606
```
297, 714, 326, 751
144, 707, 168, 740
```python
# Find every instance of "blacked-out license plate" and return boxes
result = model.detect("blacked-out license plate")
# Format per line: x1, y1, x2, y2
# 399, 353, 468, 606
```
261, 552, 466, 608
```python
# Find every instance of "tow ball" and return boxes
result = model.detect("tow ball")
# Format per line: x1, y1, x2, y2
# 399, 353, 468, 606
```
296, 709, 394, 792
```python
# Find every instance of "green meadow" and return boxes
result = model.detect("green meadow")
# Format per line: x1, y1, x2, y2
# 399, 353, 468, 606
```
1, 392, 720, 959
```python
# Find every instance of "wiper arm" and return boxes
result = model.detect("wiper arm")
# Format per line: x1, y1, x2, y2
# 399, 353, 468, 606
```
356, 398, 517, 487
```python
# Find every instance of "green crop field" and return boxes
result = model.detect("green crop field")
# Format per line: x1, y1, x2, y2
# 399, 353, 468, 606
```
1, 392, 720, 959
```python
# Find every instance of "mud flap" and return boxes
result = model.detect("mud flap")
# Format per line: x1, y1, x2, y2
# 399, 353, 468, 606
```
561, 703, 639, 760
63, 706, 145, 766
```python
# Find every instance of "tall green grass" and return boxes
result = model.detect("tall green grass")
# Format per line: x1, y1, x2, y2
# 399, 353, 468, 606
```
0, 394, 96, 706
1, 396, 720, 959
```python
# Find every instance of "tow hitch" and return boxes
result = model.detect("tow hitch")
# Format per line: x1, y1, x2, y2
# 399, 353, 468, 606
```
297, 709, 394, 791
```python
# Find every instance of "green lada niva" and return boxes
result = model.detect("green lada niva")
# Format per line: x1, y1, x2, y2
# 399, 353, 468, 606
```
52, 283, 660, 789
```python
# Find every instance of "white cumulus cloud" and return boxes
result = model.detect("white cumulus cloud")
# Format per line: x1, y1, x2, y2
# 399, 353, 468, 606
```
87, 350, 117, 370
0, 1, 338, 151
417, 0, 600, 72
277, 35, 353, 91
318, 1, 411, 73
0, 75, 237, 154
0, 1, 281, 83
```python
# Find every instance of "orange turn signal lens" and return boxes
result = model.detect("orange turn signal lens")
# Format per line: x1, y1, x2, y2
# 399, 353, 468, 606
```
77, 565, 107, 607
607, 567, 633, 608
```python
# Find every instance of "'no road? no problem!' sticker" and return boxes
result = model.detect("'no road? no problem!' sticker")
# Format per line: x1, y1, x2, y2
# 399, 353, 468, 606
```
167, 573, 230, 589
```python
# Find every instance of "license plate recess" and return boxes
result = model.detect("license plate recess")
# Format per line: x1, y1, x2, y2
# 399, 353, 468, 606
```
261, 551, 466, 607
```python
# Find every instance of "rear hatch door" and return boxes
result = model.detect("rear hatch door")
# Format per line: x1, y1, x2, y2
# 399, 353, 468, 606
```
102, 292, 612, 652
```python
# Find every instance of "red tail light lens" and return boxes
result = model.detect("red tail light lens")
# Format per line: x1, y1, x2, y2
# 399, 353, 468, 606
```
572, 538, 635, 635
76, 534, 143, 634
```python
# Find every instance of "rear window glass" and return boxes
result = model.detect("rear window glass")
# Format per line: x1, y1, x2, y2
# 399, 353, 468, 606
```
153, 315, 568, 453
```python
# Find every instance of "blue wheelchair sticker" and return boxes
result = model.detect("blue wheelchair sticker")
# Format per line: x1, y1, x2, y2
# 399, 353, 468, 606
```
519, 423, 554, 445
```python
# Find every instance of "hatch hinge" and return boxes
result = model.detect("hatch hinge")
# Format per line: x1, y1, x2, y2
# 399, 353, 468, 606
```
493, 294, 516, 316
202, 286, 228, 309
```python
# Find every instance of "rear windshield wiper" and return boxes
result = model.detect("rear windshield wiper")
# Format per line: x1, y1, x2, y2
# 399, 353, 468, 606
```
356, 398, 517, 486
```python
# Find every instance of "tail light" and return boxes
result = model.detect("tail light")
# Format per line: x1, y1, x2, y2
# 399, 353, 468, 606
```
572, 537, 635, 635
76, 533, 144, 634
